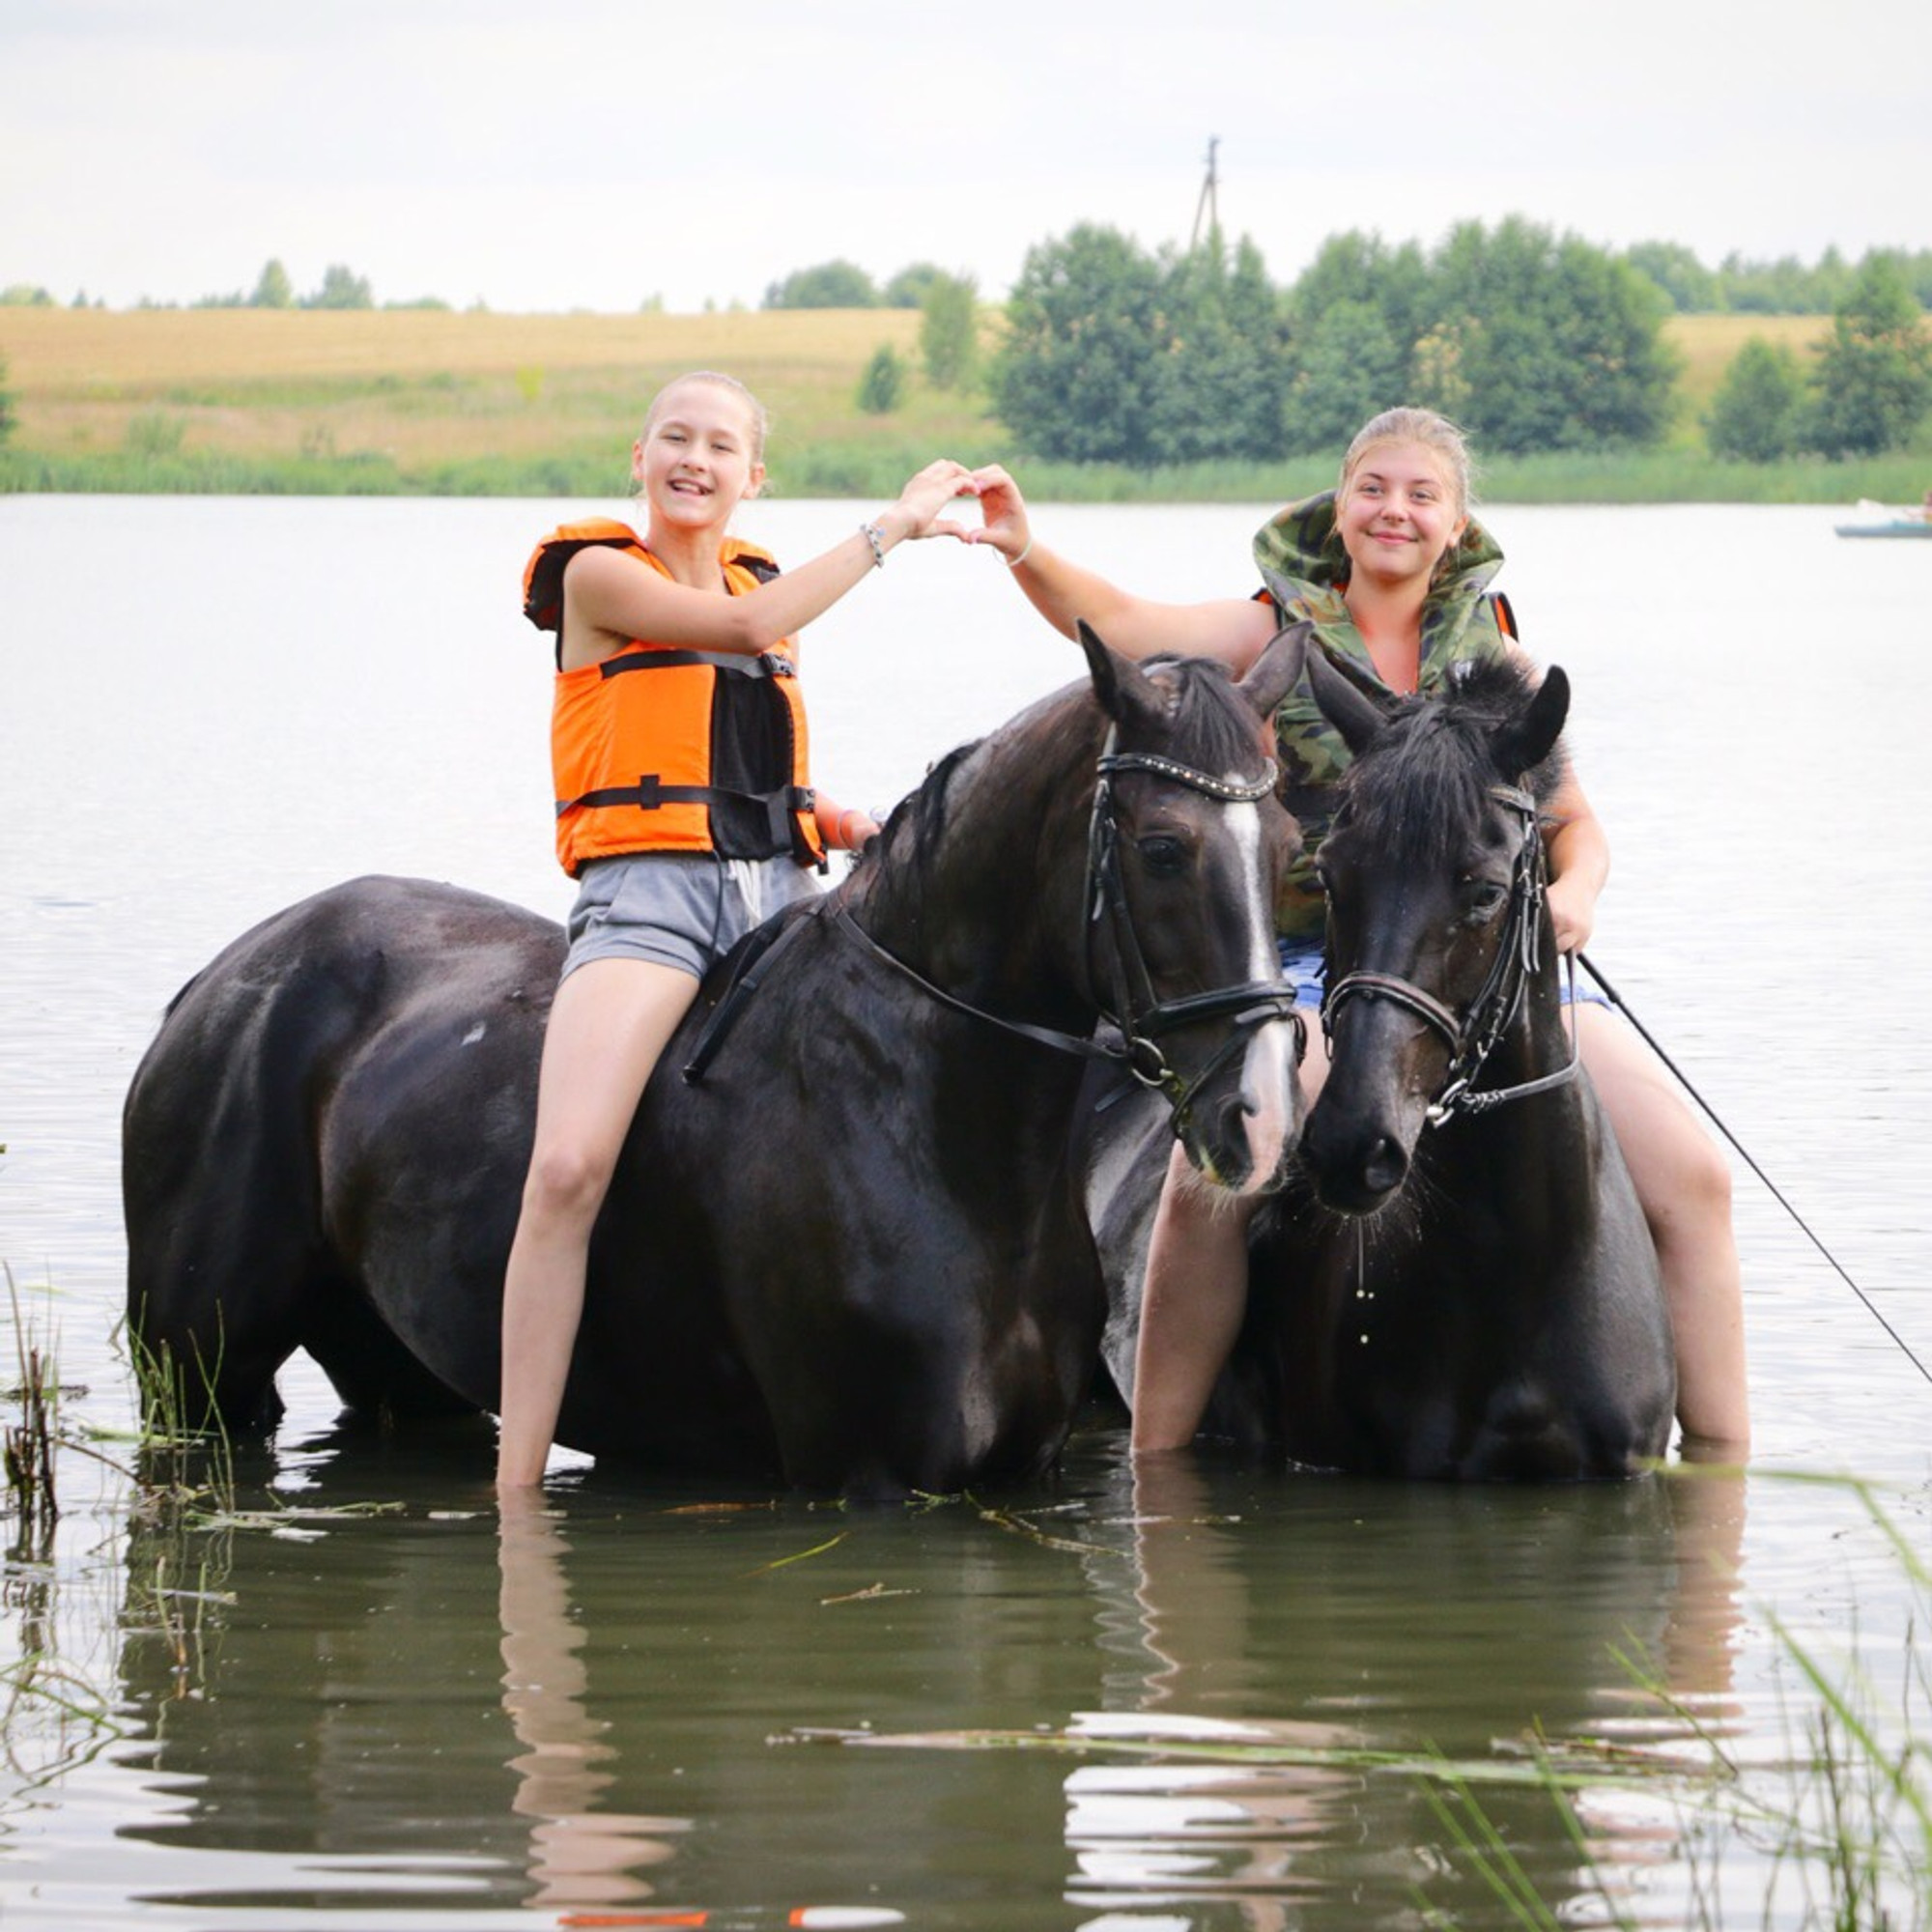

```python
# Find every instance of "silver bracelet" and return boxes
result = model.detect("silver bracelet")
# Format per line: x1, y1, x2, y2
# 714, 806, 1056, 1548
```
1007, 533, 1035, 569
859, 520, 888, 569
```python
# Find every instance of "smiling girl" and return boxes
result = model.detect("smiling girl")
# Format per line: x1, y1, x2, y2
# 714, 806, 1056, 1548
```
497, 372, 976, 1487
968, 407, 1748, 1461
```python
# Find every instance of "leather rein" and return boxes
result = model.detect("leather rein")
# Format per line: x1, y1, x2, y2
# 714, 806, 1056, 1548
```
1319, 782, 1578, 1127
831, 727, 1304, 1135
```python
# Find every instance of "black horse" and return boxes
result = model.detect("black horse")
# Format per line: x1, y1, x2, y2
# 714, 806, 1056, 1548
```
1089, 651, 1674, 1479
124, 625, 1308, 1493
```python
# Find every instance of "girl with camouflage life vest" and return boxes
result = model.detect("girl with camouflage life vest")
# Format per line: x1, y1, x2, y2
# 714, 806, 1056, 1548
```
966, 408, 1749, 1463
498, 371, 979, 1489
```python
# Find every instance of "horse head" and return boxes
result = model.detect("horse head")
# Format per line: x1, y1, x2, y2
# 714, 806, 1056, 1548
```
1302, 650, 1571, 1213
1076, 618, 1310, 1194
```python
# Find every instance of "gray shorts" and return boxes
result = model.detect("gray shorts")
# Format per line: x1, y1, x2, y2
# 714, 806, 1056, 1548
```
561, 852, 822, 983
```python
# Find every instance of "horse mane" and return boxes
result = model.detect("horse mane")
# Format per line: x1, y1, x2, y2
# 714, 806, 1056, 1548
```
1338, 656, 1570, 865
850, 653, 1267, 887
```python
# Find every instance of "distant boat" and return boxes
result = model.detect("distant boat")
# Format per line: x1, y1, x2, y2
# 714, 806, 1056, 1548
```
1835, 497, 1932, 539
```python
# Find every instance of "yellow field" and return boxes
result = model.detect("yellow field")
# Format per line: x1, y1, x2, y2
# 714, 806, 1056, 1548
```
0, 303, 1831, 472
1665, 313, 1824, 419
0, 305, 976, 471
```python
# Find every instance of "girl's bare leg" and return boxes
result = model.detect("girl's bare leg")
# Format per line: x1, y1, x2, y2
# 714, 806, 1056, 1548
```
1577, 1004, 1749, 1457
497, 959, 700, 1488
1129, 1025, 1328, 1455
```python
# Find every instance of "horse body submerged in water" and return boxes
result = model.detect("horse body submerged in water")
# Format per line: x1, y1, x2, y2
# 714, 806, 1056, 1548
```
124, 626, 1307, 1494
1089, 651, 1674, 1480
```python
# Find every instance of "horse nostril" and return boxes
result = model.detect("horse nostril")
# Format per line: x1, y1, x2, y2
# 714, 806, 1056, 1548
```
1361, 1137, 1407, 1194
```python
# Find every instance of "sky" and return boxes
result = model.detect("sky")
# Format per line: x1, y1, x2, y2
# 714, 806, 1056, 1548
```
3, 0, 1928, 315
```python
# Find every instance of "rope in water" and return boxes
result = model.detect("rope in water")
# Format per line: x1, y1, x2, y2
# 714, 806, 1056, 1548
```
1577, 952, 1932, 1391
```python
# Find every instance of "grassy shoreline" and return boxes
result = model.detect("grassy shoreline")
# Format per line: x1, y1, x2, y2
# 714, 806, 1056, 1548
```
3, 306, 1925, 504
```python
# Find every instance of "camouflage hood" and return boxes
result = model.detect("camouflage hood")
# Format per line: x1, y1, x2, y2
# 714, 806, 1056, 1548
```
1252, 491, 1512, 942
1252, 491, 1506, 668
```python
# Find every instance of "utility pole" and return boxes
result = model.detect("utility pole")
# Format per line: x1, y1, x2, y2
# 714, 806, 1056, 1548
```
1189, 136, 1221, 253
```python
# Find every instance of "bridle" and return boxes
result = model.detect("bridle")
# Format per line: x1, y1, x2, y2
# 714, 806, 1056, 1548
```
827, 725, 1304, 1138
1319, 781, 1577, 1127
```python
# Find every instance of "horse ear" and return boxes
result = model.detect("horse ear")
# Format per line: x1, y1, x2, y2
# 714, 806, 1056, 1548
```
1076, 618, 1165, 732
1495, 664, 1570, 778
1238, 620, 1310, 720
1305, 639, 1391, 756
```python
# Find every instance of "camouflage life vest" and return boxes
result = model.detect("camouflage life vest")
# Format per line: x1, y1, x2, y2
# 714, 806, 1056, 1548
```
1253, 492, 1516, 940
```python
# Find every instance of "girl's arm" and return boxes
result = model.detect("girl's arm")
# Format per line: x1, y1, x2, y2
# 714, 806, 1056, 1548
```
815, 793, 879, 852
968, 464, 1276, 671
1505, 643, 1608, 954
563, 459, 979, 665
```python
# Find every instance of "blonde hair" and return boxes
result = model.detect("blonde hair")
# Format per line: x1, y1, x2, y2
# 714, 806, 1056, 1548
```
1338, 408, 1474, 520
640, 370, 770, 466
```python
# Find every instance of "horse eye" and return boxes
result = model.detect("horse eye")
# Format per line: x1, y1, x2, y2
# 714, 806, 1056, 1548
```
1462, 879, 1509, 923
1136, 835, 1189, 877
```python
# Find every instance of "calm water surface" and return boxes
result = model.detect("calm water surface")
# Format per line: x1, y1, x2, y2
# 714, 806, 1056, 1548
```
1, 495, 1929, 1929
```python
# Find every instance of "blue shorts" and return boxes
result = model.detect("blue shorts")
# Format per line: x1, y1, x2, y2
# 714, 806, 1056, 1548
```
562, 852, 821, 983
1276, 937, 1610, 1008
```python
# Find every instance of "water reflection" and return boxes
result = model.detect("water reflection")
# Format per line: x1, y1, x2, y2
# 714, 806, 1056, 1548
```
497, 1492, 687, 1911
1057, 1451, 1748, 1928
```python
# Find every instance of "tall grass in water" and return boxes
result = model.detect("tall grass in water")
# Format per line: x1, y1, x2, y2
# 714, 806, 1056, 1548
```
1423, 1473, 1930, 1931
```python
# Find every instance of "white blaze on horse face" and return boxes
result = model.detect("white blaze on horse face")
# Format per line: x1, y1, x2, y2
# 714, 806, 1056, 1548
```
1226, 795, 1298, 1192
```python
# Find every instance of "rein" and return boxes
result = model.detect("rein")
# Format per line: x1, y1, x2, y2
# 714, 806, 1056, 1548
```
819, 729, 1303, 1134
1321, 781, 1577, 1127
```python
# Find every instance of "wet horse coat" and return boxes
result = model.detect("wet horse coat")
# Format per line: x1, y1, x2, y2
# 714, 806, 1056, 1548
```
124, 627, 1307, 1492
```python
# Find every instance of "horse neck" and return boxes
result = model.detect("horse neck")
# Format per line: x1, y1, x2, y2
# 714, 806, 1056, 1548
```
853, 700, 1101, 1025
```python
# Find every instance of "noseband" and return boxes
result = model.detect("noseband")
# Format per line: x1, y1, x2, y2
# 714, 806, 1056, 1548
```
1320, 782, 1578, 1126
1085, 731, 1304, 1133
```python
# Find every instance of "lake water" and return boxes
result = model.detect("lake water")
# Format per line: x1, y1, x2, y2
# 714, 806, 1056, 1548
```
1, 493, 1929, 1929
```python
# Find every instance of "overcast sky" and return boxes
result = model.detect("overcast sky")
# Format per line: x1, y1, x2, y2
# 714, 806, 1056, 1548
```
4, 0, 1927, 314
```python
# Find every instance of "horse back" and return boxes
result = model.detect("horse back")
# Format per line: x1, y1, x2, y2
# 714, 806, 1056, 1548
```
124, 876, 562, 1419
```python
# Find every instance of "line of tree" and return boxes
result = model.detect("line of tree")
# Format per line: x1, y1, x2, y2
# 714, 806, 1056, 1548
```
989, 218, 1931, 466
992, 216, 1682, 464
762, 260, 961, 310
1624, 242, 1932, 315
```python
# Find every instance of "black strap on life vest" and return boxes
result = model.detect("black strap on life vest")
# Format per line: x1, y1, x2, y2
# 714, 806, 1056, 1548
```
555, 779, 815, 852
599, 648, 797, 682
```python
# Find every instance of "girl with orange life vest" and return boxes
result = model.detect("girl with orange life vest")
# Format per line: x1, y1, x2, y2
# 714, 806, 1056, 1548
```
497, 370, 979, 1489
963, 409, 1749, 1463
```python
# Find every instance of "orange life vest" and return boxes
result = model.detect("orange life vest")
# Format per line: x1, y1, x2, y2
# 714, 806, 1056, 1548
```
523, 520, 824, 878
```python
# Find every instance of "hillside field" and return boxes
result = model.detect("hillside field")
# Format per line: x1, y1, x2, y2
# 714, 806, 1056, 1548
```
0, 306, 1916, 502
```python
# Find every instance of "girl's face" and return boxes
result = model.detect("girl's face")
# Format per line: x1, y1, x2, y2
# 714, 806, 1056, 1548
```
632, 381, 765, 531
1335, 440, 1466, 591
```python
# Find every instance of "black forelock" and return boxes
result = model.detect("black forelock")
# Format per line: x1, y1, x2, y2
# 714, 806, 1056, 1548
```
1338, 656, 1568, 863
1131, 655, 1271, 780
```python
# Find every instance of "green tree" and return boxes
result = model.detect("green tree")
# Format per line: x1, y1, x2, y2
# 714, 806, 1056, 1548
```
1623, 240, 1720, 313
304, 264, 373, 309
1281, 298, 1407, 454
919, 272, 980, 391
1804, 253, 1932, 458
1705, 338, 1807, 461
0, 284, 54, 307
0, 354, 16, 447
763, 260, 877, 308
884, 262, 946, 308
856, 343, 906, 414
250, 259, 294, 308
1424, 218, 1678, 452
993, 225, 1170, 463
1150, 234, 1291, 464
